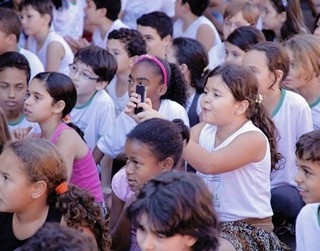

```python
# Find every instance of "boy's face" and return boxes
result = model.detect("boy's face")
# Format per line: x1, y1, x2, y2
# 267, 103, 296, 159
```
68, 61, 101, 105
20, 6, 49, 36
295, 158, 320, 203
84, 0, 100, 25
107, 39, 131, 74
137, 25, 168, 58
0, 67, 28, 118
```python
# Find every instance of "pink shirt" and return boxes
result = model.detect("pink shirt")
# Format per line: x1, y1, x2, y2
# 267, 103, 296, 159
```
50, 122, 103, 202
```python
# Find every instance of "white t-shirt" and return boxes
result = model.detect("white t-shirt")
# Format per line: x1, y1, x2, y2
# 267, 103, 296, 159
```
197, 121, 273, 222
296, 203, 320, 251
52, 0, 86, 39
106, 76, 129, 117
19, 48, 44, 80
70, 90, 115, 151
310, 97, 320, 129
173, 16, 222, 51
97, 99, 190, 158
121, 0, 175, 29
92, 19, 128, 49
208, 42, 225, 70
270, 89, 313, 189
26, 31, 74, 75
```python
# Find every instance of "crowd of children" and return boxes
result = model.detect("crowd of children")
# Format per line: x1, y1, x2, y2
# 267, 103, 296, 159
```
0, 0, 320, 250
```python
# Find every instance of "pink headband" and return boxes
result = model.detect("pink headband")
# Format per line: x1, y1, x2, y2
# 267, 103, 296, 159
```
135, 54, 168, 85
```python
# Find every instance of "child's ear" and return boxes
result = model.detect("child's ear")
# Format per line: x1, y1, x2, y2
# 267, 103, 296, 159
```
280, 11, 287, 23
185, 235, 197, 247
98, 7, 107, 18
53, 100, 66, 114
158, 84, 167, 96
162, 157, 174, 172
96, 80, 108, 90
43, 13, 51, 26
162, 34, 172, 47
274, 69, 284, 83
235, 100, 249, 116
31, 180, 47, 199
7, 34, 17, 45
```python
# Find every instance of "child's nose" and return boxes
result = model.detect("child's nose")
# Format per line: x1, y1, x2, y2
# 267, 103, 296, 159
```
140, 233, 154, 251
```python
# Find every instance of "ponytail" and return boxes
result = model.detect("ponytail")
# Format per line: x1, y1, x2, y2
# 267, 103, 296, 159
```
161, 63, 188, 107
172, 118, 190, 144
249, 102, 283, 171
55, 184, 111, 251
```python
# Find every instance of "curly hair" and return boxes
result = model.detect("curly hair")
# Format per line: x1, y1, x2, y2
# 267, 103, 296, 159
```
127, 171, 219, 251
108, 28, 147, 57
16, 223, 98, 251
56, 185, 111, 251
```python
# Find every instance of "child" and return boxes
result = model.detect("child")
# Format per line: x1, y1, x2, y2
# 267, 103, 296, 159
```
0, 7, 44, 79
182, 64, 284, 250
294, 129, 320, 251
0, 107, 10, 153
23, 72, 105, 209
127, 171, 220, 251
209, 0, 260, 69
0, 51, 40, 134
173, 0, 221, 52
260, 0, 309, 41
166, 37, 209, 127
225, 26, 266, 66
242, 42, 313, 242
0, 138, 110, 251
136, 11, 172, 59
120, 0, 175, 29
19, 0, 74, 75
106, 28, 147, 116
283, 34, 320, 129
17, 223, 98, 251
110, 118, 190, 250
69, 45, 117, 152
67, 0, 127, 51
94, 54, 189, 166
52, 0, 86, 40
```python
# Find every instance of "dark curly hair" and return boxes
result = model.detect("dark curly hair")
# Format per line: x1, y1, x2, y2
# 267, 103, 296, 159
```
108, 28, 147, 57
16, 223, 98, 251
127, 171, 219, 251
56, 185, 111, 251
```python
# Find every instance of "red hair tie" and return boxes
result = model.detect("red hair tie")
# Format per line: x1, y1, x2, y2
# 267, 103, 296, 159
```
55, 182, 68, 195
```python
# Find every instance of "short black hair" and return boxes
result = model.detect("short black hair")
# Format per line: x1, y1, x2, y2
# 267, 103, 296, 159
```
137, 11, 173, 38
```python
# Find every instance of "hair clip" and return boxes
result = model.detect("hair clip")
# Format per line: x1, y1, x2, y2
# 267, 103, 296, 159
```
55, 181, 69, 195
255, 94, 263, 104
281, 0, 287, 8
62, 114, 71, 124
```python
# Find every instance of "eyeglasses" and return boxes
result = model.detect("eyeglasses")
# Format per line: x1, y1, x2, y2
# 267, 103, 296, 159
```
68, 63, 99, 81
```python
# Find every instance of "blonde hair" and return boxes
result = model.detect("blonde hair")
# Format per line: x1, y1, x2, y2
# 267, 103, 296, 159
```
224, 0, 259, 26
283, 34, 320, 81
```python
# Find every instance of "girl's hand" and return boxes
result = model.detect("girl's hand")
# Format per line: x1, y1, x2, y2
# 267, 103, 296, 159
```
137, 98, 164, 122
124, 92, 142, 123
11, 126, 33, 141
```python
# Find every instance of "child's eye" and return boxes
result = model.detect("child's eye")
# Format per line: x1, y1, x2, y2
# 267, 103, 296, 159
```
128, 79, 133, 85
303, 168, 311, 175
0, 85, 8, 90
156, 232, 167, 239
